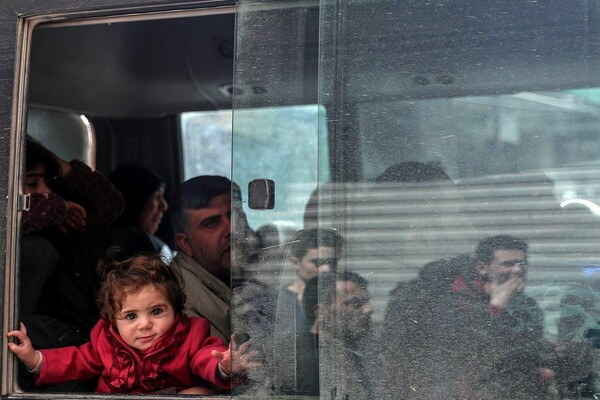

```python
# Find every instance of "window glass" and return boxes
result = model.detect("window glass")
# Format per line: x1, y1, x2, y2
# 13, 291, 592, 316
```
182, 105, 328, 230
231, 1, 325, 397
234, 1, 600, 399
181, 111, 233, 180
316, 1, 600, 399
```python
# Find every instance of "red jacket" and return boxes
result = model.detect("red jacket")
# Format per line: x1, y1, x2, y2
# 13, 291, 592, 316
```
36, 315, 230, 393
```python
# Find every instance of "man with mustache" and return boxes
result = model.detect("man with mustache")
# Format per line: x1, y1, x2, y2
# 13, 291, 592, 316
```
170, 175, 235, 343
294, 270, 377, 398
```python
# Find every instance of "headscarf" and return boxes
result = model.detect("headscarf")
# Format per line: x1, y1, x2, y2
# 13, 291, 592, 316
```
108, 165, 165, 229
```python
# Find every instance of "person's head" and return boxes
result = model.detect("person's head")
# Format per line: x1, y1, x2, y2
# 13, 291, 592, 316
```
288, 228, 344, 283
303, 270, 373, 343
97, 250, 185, 351
109, 165, 168, 236
417, 255, 471, 292
375, 161, 452, 183
25, 136, 60, 195
474, 235, 529, 286
172, 176, 232, 281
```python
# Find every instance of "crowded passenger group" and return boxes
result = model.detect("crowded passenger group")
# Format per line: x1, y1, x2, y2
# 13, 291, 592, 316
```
9, 139, 599, 399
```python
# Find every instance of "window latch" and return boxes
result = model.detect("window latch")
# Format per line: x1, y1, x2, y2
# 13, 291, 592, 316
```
17, 193, 30, 211
248, 179, 275, 210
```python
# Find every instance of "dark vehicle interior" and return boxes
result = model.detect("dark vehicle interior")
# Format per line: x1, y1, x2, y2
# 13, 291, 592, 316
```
26, 7, 240, 249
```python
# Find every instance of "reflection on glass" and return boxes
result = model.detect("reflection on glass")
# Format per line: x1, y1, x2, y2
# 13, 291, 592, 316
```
233, 0, 600, 398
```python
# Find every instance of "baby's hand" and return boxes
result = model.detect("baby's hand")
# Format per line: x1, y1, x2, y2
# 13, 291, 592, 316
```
211, 334, 261, 376
7, 322, 40, 371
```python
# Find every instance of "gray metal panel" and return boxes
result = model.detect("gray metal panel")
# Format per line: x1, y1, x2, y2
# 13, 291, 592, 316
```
27, 107, 96, 168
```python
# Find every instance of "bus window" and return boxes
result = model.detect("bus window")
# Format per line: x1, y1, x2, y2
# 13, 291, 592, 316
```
2, 3, 240, 397
182, 105, 329, 231
233, 0, 600, 398
5, 0, 600, 398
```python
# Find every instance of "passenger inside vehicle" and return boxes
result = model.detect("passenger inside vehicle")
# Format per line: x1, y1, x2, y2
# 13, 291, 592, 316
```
9, 250, 259, 394
375, 161, 452, 183
19, 139, 159, 392
21, 136, 126, 320
299, 270, 379, 398
169, 175, 235, 344
108, 164, 174, 262
381, 255, 470, 398
6, 1, 600, 398
269, 228, 345, 395
382, 235, 555, 399
282, 228, 344, 333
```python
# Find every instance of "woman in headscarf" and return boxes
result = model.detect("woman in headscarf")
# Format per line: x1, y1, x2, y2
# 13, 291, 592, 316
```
108, 164, 174, 261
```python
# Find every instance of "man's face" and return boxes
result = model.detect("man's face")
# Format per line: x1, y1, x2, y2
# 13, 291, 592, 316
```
176, 193, 231, 279
331, 280, 373, 343
292, 246, 337, 283
479, 249, 528, 287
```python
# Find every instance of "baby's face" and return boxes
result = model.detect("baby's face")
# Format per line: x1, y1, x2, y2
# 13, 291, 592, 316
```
114, 284, 175, 351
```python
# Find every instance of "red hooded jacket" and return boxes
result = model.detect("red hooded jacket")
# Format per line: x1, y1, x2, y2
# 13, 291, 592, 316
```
36, 315, 230, 393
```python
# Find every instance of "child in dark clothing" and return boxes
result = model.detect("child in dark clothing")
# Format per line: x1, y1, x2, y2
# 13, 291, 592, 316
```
23, 136, 124, 234
8, 252, 258, 394
21, 136, 126, 318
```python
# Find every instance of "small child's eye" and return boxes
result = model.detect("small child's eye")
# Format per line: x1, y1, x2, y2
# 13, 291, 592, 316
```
150, 308, 163, 316
125, 313, 137, 321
